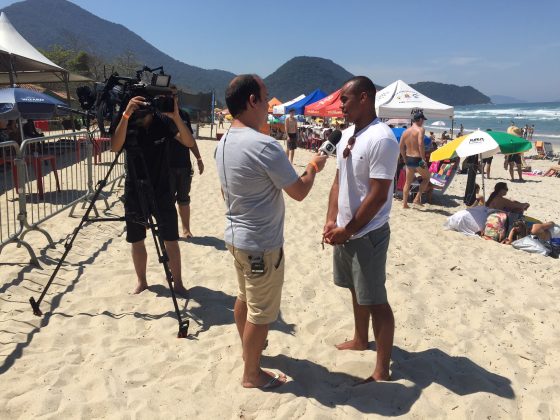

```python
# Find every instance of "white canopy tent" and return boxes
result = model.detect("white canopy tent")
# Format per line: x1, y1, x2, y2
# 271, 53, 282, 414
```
376, 80, 454, 120
0, 12, 89, 91
272, 94, 305, 115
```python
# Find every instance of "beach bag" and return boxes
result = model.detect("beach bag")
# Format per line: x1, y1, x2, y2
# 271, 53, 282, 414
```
512, 236, 550, 256
483, 212, 508, 242
429, 161, 440, 174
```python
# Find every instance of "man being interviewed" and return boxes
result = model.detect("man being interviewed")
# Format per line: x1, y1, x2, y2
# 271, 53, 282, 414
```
323, 76, 400, 383
215, 74, 327, 389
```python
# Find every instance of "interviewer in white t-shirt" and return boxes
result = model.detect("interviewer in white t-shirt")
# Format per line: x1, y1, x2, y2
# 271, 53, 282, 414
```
323, 76, 399, 383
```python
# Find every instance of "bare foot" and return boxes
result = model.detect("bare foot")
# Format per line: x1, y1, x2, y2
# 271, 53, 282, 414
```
133, 281, 148, 294
335, 339, 368, 351
173, 283, 189, 298
403, 203, 410, 209
370, 369, 391, 382
242, 369, 287, 389
182, 229, 193, 239
355, 372, 391, 385
412, 200, 424, 207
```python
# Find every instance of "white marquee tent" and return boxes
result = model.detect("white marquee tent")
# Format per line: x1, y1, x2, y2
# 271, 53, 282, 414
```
0, 12, 90, 94
272, 94, 305, 115
376, 80, 454, 120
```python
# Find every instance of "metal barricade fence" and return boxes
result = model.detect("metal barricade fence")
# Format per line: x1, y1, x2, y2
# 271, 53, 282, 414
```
0, 141, 32, 258
0, 130, 126, 265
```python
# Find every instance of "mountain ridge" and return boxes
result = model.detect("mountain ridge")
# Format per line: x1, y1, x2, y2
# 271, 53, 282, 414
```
1, 0, 236, 94
2, 0, 492, 106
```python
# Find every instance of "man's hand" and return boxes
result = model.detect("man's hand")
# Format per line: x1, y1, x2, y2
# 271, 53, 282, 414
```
310, 154, 328, 172
324, 227, 352, 245
197, 159, 204, 174
125, 96, 147, 116
322, 220, 337, 245
163, 96, 181, 121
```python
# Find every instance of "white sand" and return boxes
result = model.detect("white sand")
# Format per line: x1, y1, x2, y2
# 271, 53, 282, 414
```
1, 128, 559, 419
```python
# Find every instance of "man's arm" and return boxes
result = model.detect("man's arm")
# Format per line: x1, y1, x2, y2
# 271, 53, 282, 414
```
399, 135, 407, 161
189, 140, 204, 174
418, 128, 426, 160
324, 178, 392, 244
323, 170, 340, 236
283, 155, 327, 201
111, 96, 145, 152
326, 170, 339, 224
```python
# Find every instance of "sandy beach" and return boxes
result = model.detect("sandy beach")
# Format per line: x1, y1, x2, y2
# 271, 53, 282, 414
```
1, 127, 559, 419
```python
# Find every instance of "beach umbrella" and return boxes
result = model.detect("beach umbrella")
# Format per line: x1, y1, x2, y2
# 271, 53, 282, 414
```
432, 120, 446, 126
430, 130, 532, 200
430, 130, 532, 162
0, 87, 66, 119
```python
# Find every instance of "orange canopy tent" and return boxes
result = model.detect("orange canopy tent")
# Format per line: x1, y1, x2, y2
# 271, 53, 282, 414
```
304, 89, 343, 117
268, 97, 282, 113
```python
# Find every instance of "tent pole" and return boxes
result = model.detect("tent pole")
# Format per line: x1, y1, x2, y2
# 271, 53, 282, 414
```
63, 72, 76, 133
451, 118, 454, 139
480, 153, 486, 202
18, 117, 24, 144
9, 54, 16, 87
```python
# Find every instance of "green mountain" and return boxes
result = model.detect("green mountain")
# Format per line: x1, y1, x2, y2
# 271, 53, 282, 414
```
410, 82, 491, 106
1, 0, 235, 94
264, 56, 354, 102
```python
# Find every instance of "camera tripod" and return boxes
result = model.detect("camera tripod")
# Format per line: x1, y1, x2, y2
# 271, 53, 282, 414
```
29, 123, 190, 338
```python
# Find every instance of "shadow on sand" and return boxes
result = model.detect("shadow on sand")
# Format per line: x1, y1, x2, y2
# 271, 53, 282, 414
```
261, 343, 514, 415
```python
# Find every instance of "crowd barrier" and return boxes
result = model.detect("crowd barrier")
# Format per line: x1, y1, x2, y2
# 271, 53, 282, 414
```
0, 130, 125, 266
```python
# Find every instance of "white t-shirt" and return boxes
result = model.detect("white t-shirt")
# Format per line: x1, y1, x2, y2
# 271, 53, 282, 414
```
336, 119, 399, 238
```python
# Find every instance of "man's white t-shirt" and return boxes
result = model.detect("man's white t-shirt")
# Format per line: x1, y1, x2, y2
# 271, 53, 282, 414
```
336, 118, 399, 238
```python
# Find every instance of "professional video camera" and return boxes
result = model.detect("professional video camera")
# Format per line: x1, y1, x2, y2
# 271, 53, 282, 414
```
76, 66, 174, 135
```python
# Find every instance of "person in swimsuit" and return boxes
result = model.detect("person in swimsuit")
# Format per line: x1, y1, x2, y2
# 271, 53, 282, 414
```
399, 110, 430, 208
486, 182, 529, 213
285, 109, 298, 164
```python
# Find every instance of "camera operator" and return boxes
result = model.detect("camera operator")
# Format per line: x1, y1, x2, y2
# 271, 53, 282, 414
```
168, 85, 204, 238
111, 94, 195, 296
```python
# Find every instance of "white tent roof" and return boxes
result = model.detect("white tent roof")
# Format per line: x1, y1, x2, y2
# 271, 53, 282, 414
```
376, 80, 454, 120
272, 94, 305, 115
0, 12, 90, 84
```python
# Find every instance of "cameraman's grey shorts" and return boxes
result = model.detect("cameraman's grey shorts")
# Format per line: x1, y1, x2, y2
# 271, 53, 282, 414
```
333, 223, 390, 305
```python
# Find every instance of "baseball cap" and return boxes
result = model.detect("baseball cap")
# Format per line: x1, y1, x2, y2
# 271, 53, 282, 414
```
412, 110, 427, 121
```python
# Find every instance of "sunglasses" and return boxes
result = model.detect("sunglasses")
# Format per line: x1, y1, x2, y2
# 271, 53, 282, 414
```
343, 136, 356, 159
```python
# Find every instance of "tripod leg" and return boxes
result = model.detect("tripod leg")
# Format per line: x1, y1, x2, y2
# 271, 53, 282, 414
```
29, 149, 124, 316
145, 212, 189, 338
129, 151, 189, 338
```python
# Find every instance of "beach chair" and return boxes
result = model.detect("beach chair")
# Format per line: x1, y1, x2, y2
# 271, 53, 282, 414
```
535, 141, 546, 159
543, 142, 555, 159
429, 159, 459, 194
394, 168, 420, 200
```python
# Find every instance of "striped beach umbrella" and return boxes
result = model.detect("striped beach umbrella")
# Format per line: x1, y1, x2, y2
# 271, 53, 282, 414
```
430, 130, 532, 162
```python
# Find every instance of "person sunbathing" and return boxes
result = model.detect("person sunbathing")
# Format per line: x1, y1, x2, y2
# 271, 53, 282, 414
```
486, 182, 529, 213
503, 220, 556, 244
543, 165, 560, 177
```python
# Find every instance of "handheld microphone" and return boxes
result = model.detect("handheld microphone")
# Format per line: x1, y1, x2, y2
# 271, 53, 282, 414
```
319, 129, 342, 156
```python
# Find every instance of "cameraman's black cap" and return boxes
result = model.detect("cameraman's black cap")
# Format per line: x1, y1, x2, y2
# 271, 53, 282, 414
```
412, 110, 427, 121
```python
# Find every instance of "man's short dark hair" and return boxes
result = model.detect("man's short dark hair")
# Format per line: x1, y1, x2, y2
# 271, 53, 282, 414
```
225, 74, 261, 118
344, 76, 377, 103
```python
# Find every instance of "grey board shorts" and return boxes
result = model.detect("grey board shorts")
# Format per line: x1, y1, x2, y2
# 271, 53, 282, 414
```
333, 222, 390, 305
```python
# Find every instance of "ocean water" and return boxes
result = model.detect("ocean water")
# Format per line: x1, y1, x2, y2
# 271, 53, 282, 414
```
426, 102, 560, 144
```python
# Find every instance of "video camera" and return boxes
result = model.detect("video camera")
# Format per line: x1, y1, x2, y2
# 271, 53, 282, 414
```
76, 66, 174, 135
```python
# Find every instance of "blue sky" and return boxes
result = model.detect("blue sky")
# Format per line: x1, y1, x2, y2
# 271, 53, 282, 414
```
3, 0, 560, 101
